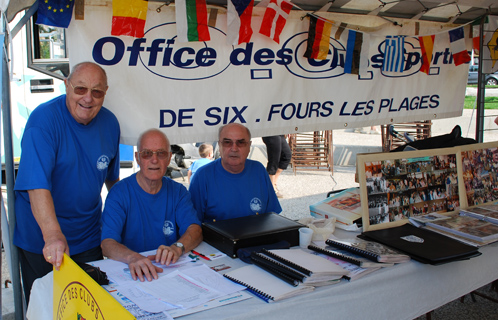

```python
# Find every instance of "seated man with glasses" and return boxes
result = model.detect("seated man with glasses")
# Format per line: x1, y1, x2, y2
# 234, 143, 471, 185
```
14, 61, 120, 304
189, 123, 282, 222
101, 129, 202, 282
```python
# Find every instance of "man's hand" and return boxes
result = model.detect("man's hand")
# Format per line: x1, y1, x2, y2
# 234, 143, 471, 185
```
150, 245, 183, 266
42, 231, 69, 271
128, 253, 163, 282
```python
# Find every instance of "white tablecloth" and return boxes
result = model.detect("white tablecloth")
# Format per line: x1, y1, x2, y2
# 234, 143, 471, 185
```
27, 229, 498, 320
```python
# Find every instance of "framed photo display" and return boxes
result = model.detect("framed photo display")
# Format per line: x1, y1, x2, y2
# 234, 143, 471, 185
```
458, 141, 498, 208
357, 148, 460, 232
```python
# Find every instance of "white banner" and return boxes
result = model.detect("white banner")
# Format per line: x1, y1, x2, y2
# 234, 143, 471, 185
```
68, 6, 469, 145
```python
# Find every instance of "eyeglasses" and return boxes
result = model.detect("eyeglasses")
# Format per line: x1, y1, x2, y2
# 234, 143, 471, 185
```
138, 149, 170, 159
220, 139, 250, 148
69, 81, 106, 99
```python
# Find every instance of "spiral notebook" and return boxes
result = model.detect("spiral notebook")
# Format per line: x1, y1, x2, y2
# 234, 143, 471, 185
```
223, 265, 314, 303
307, 244, 393, 268
325, 238, 411, 263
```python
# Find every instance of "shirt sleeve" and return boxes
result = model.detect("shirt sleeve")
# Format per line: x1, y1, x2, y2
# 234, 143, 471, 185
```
188, 174, 207, 222
14, 126, 57, 191
101, 184, 128, 243
175, 184, 201, 235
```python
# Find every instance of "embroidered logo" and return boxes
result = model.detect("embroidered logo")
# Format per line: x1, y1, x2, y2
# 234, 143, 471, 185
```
250, 198, 263, 212
401, 235, 424, 243
96, 155, 110, 171
163, 220, 174, 237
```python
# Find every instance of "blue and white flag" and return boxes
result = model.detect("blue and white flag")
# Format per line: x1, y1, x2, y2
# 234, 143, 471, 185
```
383, 36, 406, 73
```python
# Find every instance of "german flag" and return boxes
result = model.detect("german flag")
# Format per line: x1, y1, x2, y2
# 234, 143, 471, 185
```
304, 15, 332, 60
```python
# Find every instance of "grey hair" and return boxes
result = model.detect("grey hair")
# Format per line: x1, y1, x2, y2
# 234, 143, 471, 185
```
67, 62, 108, 86
218, 123, 251, 140
137, 129, 171, 151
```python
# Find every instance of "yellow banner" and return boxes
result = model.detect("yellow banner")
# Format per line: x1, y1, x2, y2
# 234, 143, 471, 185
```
53, 253, 135, 320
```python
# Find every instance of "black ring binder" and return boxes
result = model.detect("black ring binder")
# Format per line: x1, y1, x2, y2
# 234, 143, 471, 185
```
325, 239, 379, 262
307, 244, 362, 266
260, 248, 313, 276
251, 252, 304, 285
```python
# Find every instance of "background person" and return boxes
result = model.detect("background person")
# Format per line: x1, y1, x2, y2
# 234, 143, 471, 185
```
189, 123, 282, 222
187, 143, 213, 184
13, 61, 120, 304
101, 129, 202, 282
262, 135, 292, 198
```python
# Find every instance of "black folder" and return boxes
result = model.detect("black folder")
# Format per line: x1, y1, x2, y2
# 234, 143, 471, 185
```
202, 213, 303, 258
360, 224, 481, 265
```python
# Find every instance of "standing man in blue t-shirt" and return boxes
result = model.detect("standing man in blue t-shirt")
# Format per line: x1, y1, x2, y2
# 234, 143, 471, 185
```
14, 62, 121, 304
101, 129, 202, 282
189, 123, 282, 222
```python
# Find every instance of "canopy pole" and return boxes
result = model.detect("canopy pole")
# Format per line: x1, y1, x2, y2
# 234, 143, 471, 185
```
2, 13, 25, 320
475, 15, 487, 143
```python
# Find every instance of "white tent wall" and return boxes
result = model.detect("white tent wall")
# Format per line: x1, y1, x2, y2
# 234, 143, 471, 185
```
1, 0, 498, 318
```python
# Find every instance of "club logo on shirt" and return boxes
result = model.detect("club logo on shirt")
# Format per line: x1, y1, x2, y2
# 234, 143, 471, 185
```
163, 220, 174, 237
96, 155, 110, 171
250, 198, 263, 213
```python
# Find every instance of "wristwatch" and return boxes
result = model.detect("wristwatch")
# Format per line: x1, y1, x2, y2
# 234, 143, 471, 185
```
173, 242, 185, 255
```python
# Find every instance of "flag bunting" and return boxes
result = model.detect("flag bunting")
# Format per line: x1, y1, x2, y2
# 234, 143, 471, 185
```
176, 0, 211, 42
111, 0, 148, 38
259, 0, 293, 44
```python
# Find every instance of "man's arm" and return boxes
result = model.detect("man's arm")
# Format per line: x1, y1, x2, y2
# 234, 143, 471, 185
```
101, 238, 163, 282
105, 178, 120, 191
27, 189, 68, 270
187, 170, 192, 184
152, 224, 203, 266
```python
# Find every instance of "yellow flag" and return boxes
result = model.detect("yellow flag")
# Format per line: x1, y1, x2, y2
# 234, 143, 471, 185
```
53, 253, 135, 320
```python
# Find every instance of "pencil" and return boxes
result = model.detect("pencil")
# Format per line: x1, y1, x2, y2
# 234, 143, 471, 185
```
191, 250, 211, 261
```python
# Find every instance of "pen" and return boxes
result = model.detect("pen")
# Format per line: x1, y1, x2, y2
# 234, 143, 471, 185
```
191, 250, 211, 261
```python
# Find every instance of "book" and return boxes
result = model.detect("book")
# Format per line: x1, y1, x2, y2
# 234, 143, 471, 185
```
258, 248, 348, 286
309, 188, 362, 226
325, 238, 411, 264
409, 212, 452, 224
459, 204, 498, 225
361, 224, 481, 265
307, 244, 394, 268
223, 265, 314, 302
426, 215, 498, 243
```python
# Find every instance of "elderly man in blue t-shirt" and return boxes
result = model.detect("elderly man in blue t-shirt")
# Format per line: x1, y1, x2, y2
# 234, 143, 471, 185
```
189, 123, 282, 222
101, 129, 202, 282
14, 61, 121, 304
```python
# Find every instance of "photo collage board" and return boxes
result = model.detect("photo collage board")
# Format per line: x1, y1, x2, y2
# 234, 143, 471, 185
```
357, 142, 498, 232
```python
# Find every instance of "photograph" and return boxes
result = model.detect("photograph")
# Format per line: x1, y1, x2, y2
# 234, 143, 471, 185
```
357, 149, 460, 232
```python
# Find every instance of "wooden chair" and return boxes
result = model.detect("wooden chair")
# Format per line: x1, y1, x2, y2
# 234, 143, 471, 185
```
381, 121, 432, 152
288, 131, 333, 174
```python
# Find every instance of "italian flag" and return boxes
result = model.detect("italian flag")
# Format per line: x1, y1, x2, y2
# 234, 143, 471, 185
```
176, 0, 211, 42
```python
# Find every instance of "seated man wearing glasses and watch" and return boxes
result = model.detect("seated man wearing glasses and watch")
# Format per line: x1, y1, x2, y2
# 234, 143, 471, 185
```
101, 129, 202, 282
189, 123, 282, 222
14, 61, 120, 304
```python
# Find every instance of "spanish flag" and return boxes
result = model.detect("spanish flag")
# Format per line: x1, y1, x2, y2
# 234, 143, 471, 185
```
418, 35, 435, 74
304, 15, 332, 60
111, 0, 148, 38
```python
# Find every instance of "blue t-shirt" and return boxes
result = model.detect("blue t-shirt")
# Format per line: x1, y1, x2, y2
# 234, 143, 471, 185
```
14, 95, 120, 255
189, 158, 282, 222
101, 173, 201, 253
189, 158, 212, 181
